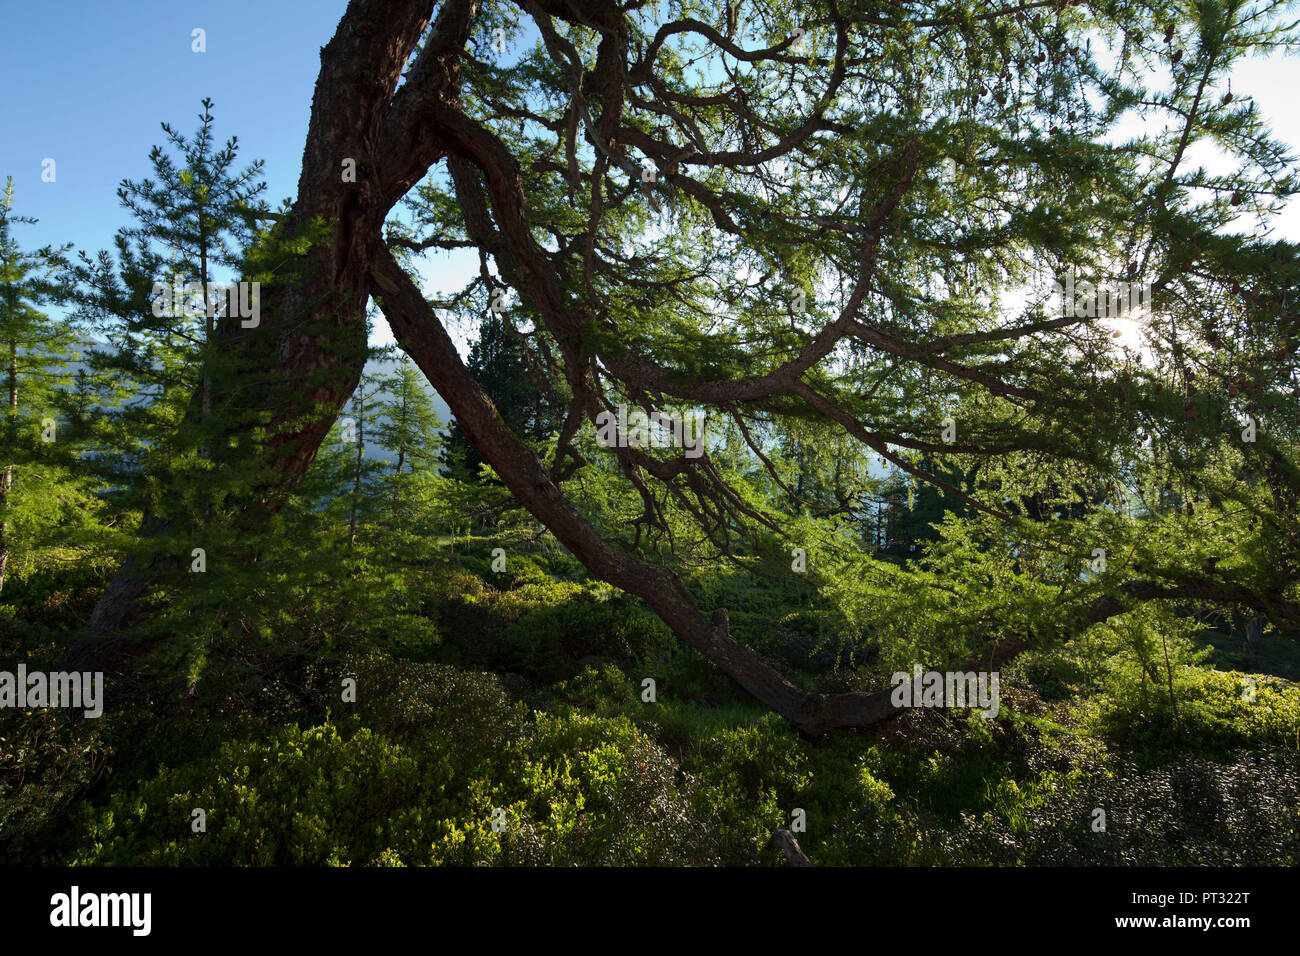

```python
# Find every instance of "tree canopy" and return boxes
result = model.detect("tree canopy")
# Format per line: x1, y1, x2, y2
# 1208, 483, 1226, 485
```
72, 0, 1300, 737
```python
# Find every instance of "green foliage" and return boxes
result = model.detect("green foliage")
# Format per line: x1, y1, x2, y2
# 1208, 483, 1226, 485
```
1083, 661, 1300, 761
0, 707, 113, 863
10, 1, 1300, 869
373, 355, 443, 475
433, 558, 674, 683
440, 309, 558, 484
0, 180, 99, 596
61, 98, 272, 574
70, 662, 705, 866
940, 750, 1300, 865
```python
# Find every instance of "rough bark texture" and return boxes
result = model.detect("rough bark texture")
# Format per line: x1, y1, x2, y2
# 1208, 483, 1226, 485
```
80, 0, 1275, 736
82, 0, 474, 645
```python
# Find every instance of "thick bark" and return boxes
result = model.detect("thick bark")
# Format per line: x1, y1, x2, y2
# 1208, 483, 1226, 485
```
66, 513, 183, 668
82, 0, 470, 639
78, 0, 1290, 735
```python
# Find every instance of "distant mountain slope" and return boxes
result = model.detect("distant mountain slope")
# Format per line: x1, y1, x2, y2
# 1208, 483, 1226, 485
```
59, 340, 452, 466
351, 354, 451, 466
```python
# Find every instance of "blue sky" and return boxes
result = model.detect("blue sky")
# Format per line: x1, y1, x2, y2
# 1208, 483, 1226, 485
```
2, 0, 489, 346
3, 0, 348, 255
3, 1, 1298, 350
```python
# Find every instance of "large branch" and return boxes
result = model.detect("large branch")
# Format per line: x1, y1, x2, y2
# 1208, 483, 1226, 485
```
371, 242, 1039, 735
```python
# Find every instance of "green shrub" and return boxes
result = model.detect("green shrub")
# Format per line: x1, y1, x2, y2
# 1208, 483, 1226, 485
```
0, 708, 113, 864
939, 749, 1300, 865
1083, 664, 1300, 761
69, 662, 708, 865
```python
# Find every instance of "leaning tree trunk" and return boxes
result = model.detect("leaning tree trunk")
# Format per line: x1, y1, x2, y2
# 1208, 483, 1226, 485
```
371, 245, 1034, 736
78, 0, 1250, 734
78, 0, 1172, 734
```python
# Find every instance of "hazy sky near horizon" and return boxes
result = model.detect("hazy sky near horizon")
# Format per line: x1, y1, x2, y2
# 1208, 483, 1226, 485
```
3, 1, 1298, 348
